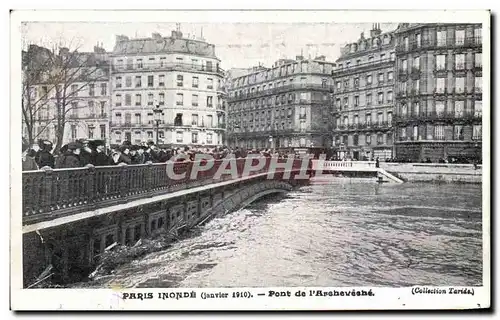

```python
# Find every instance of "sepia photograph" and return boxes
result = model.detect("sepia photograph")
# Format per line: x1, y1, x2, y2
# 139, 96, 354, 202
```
10, 9, 490, 310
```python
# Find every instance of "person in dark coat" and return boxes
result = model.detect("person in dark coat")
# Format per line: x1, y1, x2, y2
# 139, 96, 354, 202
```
93, 144, 110, 166
35, 140, 55, 168
130, 145, 145, 164
22, 139, 39, 171
110, 148, 131, 165
79, 139, 93, 166
55, 142, 82, 168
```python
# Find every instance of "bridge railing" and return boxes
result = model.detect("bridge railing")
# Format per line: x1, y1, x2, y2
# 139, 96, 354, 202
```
311, 160, 377, 171
22, 157, 307, 224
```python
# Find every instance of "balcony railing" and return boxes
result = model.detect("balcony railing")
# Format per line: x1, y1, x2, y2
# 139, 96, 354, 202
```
112, 62, 225, 76
229, 83, 334, 102
394, 111, 482, 123
396, 36, 482, 52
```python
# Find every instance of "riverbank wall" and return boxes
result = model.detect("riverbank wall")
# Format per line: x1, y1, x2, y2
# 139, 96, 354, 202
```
380, 163, 482, 184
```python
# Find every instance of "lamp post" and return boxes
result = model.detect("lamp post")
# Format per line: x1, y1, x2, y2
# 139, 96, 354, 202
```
153, 104, 164, 146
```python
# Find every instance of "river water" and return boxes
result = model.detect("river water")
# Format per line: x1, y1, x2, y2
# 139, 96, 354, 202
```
88, 180, 483, 288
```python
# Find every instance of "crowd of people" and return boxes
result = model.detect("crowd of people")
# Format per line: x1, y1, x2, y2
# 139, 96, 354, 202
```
21, 138, 304, 171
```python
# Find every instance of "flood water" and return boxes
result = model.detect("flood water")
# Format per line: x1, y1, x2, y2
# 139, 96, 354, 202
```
85, 181, 483, 288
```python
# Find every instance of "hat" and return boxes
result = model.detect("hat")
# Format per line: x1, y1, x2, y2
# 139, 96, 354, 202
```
147, 140, 155, 146
119, 145, 129, 153
130, 145, 140, 151
67, 142, 81, 150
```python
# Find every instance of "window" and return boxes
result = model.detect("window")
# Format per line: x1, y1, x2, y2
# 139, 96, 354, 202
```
207, 96, 213, 107
402, 59, 408, 71
354, 78, 359, 88
475, 53, 482, 68
147, 93, 154, 106
455, 29, 465, 45
159, 57, 166, 67
116, 77, 122, 88
366, 114, 372, 126
100, 125, 106, 139
134, 113, 141, 124
177, 75, 183, 87
404, 37, 409, 50
387, 91, 393, 103
436, 78, 446, 93
343, 116, 348, 126
455, 77, 465, 93
390, 53, 395, 61
475, 76, 482, 93
368, 56, 373, 63
116, 59, 123, 69
135, 76, 142, 88
416, 33, 421, 47
366, 93, 372, 106
125, 94, 131, 106
473, 125, 482, 140
474, 101, 482, 117
366, 134, 372, 145
300, 121, 306, 132
388, 71, 393, 81
452, 125, 464, 140
336, 98, 341, 108
343, 97, 348, 107
400, 128, 407, 139
135, 94, 141, 106
159, 93, 165, 105
115, 113, 122, 124
336, 81, 341, 89
377, 134, 383, 145
356, 59, 361, 65
206, 132, 213, 144
474, 27, 482, 44
115, 94, 122, 106
366, 75, 372, 85
454, 101, 464, 117
354, 96, 359, 107
387, 112, 392, 125
436, 55, 446, 70
192, 76, 199, 88
88, 84, 95, 96
207, 115, 213, 128
192, 94, 198, 106
353, 135, 359, 146
413, 56, 420, 70
401, 81, 407, 95
411, 102, 419, 117
378, 92, 384, 104
100, 101, 106, 116
136, 59, 143, 69
148, 75, 154, 87
381, 54, 385, 60
401, 103, 407, 116
413, 126, 418, 139
192, 114, 198, 126
354, 115, 359, 125
344, 79, 349, 88
377, 113, 383, 124
435, 126, 445, 140
455, 54, 465, 70
207, 78, 213, 89
176, 93, 184, 106
378, 73, 384, 83
437, 30, 447, 46
435, 101, 445, 116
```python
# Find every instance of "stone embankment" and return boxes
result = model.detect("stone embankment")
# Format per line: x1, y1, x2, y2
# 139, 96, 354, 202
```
380, 163, 482, 183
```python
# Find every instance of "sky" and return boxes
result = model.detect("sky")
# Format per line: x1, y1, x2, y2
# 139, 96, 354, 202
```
21, 22, 398, 69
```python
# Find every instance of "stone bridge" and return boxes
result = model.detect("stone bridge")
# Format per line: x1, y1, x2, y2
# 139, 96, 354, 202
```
21, 157, 310, 287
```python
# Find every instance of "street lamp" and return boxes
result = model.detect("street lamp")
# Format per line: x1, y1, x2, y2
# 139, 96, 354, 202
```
153, 104, 164, 146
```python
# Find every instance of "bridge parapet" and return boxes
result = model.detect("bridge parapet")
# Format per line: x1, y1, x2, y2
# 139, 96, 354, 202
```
311, 160, 377, 171
22, 157, 309, 224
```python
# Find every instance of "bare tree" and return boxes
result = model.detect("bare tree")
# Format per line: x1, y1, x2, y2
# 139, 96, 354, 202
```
22, 43, 109, 151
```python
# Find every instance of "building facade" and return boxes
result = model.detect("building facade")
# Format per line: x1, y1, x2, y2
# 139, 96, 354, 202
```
226, 56, 335, 151
393, 23, 483, 162
23, 45, 111, 147
109, 29, 226, 147
331, 24, 396, 161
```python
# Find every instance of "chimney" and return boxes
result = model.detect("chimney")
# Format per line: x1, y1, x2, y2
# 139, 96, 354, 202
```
116, 35, 129, 43
370, 23, 382, 38
152, 32, 162, 40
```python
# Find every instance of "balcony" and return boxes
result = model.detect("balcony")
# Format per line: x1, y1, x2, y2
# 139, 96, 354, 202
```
112, 62, 225, 77
227, 83, 334, 102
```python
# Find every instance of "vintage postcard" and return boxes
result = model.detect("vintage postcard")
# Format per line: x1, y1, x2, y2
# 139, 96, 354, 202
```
10, 9, 490, 311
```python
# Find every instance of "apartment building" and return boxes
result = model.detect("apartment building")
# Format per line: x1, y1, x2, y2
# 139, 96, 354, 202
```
332, 24, 396, 161
226, 56, 335, 151
23, 44, 111, 146
393, 23, 483, 162
109, 28, 226, 147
